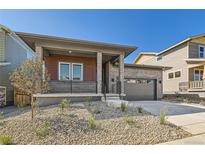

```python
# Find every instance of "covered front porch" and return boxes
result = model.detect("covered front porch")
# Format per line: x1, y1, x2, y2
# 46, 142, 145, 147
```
187, 61, 205, 91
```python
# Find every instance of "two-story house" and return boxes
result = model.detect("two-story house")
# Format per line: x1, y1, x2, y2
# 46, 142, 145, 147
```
134, 34, 205, 97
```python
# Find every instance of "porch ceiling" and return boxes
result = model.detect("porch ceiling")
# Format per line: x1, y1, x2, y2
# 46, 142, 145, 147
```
44, 48, 118, 64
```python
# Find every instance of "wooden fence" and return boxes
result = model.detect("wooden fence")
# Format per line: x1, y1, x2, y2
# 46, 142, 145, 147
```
14, 88, 31, 107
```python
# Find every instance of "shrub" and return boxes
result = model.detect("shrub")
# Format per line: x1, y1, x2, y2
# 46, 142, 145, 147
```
59, 98, 70, 113
160, 110, 166, 124
36, 122, 51, 139
121, 102, 127, 112
91, 107, 101, 114
0, 135, 13, 145
88, 115, 96, 129
86, 96, 92, 106
138, 107, 143, 113
0, 112, 4, 120
124, 116, 135, 125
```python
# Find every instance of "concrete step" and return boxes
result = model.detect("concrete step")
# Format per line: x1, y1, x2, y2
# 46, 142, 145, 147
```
106, 100, 129, 107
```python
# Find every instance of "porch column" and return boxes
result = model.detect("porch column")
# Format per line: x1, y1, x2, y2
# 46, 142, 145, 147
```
35, 43, 43, 93
97, 52, 102, 94
119, 52, 125, 94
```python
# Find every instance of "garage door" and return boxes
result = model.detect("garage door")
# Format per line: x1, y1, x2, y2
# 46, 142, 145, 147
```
124, 78, 157, 101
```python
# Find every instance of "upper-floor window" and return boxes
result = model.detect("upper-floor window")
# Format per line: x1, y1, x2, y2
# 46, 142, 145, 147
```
175, 71, 181, 78
199, 46, 205, 58
168, 72, 174, 79
156, 56, 162, 61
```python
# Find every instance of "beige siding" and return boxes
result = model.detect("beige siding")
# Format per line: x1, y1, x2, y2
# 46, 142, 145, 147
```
135, 43, 189, 94
0, 30, 5, 62
136, 55, 156, 64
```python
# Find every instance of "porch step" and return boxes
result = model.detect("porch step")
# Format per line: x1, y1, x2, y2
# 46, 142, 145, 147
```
106, 100, 129, 108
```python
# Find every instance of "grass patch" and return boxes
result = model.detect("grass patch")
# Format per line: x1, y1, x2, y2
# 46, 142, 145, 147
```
124, 116, 135, 125
160, 110, 166, 124
59, 98, 70, 113
36, 121, 51, 139
88, 115, 96, 129
0, 135, 13, 145
121, 102, 127, 112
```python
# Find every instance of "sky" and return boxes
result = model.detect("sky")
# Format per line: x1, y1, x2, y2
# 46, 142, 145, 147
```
0, 9, 205, 63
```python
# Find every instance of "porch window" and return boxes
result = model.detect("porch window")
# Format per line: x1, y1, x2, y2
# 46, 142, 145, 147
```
199, 46, 205, 58
72, 63, 83, 81
59, 62, 71, 80
194, 69, 203, 81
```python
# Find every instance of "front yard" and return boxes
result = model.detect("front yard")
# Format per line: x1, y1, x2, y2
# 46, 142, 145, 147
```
0, 101, 191, 144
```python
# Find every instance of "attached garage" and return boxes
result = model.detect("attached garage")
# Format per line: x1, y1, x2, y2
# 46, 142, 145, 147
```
124, 78, 157, 101
108, 63, 164, 101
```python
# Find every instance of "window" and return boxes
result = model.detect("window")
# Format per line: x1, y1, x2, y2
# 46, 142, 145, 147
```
59, 62, 70, 80
72, 63, 83, 81
175, 71, 181, 78
199, 46, 205, 58
194, 69, 203, 81
157, 56, 162, 61
168, 72, 174, 79
59, 62, 83, 81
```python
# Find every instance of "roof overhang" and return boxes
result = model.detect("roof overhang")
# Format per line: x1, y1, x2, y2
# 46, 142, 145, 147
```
16, 32, 137, 58
125, 63, 172, 70
158, 34, 205, 56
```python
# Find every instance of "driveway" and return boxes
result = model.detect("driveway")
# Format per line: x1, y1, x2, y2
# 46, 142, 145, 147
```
129, 100, 205, 135
129, 100, 205, 116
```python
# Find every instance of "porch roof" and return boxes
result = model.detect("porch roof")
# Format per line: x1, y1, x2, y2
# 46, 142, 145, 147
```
16, 32, 137, 58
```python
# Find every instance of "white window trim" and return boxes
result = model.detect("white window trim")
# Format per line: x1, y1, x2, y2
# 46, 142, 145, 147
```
58, 62, 71, 80
198, 45, 205, 58
174, 70, 181, 78
167, 69, 182, 80
72, 63, 83, 81
194, 68, 204, 81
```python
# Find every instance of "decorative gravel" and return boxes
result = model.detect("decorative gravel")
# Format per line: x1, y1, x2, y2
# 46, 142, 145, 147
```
0, 101, 191, 145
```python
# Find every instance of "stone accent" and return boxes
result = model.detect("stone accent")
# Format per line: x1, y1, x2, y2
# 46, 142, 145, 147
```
119, 53, 125, 94
97, 52, 102, 93
109, 64, 163, 99
35, 44, 43, 61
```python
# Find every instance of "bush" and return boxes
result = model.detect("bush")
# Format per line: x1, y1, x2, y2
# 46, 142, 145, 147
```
59, 98, 70, 113
124, 116, 135, 125
121, 102, 127, 112
86, 96, 92, 106
36, 122, 51, 139
0, 112, 4, 120
160, 110, 166, 124
138, 107, 143, 113
0, 135, 13, 145
88, 115, 96, 129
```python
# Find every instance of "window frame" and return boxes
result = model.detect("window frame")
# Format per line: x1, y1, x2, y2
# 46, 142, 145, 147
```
58, 62, 71, 81
168, 72, 174, 79
72, 63, 83, 81
175, 71, 181, 78
199, 45, 205, 58
194, 68, 204, 81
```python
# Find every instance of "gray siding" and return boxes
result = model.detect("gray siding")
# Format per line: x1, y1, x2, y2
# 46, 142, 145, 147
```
0, 34, 30, 103
0, 30, 5, 62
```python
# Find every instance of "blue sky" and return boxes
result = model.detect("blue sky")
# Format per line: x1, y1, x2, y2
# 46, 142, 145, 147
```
0, 9, 205, 63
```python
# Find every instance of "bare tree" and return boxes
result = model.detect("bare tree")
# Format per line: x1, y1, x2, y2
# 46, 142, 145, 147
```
10, 58, 50, 119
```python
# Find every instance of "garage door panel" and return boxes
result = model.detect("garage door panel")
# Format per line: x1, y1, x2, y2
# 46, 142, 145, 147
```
124, 78, 156, 101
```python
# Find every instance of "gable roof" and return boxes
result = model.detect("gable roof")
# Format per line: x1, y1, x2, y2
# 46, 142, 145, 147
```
158, 33, 205, 56
133, 52, 157, 63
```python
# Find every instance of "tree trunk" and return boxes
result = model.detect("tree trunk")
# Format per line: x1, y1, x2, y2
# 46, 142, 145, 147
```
31, 95, 34, 119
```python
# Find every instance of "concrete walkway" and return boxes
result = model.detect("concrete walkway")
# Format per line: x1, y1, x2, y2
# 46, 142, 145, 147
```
167, 112, 205, 135
161, 134, 205, 145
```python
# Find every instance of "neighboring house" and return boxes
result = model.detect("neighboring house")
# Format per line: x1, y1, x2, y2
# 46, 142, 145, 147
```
134, 34, 205, 97
0, 25, 35, 106
133, 52, 157, 64
0, 24, 164, 106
